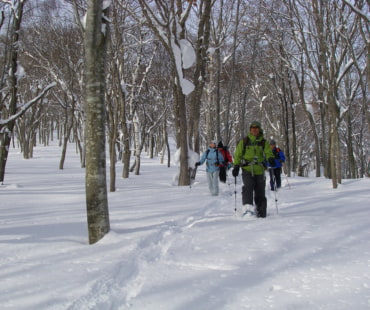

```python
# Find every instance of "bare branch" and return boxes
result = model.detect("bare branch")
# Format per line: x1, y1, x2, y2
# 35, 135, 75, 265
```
0, 82, 56, 131
343, 0, 370, 23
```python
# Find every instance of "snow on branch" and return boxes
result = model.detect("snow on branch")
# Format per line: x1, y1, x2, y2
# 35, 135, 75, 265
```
343, 0, 370, 23
138, 0, 195, 96
0, 82, 57, 130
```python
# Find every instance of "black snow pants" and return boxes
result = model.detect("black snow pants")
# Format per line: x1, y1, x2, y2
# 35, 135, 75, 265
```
242, 171, 267, 217
219, 166, 227, 183
269, 167, 282, 190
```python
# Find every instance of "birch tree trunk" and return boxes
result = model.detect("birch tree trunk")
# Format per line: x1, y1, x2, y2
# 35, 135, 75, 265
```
84, 0, 110, 244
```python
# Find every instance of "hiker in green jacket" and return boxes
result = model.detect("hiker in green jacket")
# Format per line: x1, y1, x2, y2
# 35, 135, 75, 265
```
232, 121, 275, 218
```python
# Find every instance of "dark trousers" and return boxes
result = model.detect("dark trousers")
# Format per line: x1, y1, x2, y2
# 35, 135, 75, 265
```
269, 167, 282, 190
219, 166, 227, 183
241, 171, 267, 217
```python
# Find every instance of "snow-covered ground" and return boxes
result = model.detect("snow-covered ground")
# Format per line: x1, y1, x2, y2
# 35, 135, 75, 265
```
1, 142, 370, 310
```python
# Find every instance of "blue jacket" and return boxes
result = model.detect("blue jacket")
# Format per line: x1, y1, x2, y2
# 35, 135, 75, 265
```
269, 147, 285, 168
199, 147, 224, 172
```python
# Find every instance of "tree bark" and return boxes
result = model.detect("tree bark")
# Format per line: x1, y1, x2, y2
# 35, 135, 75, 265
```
0, 0, 25, 183
84, 0, 110, 244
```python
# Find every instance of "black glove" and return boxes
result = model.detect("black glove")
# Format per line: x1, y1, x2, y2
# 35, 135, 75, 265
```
268, 157, 276, 168
232, 165, 240, 177
195, 162, 201, 167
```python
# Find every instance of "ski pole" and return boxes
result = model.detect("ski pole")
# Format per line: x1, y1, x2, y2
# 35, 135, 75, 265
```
271, 170, 279, 215
273, 175, 278, 215
234, 176, 237, 214
269, 167, 279, 215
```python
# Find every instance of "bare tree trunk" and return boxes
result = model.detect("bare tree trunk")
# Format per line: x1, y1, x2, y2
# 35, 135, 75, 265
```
138, 0, 192, 186
329, 123, 338, 188
0, 0, 25, 183
109, 132, 117, 192
224, 0, 241, 145
215, 0, 223, 143
133, 112, 141, 175
73, 118, 84, 167
106, 89, 118, 192
289, 102, 297, 177
117, 64, 130, 179
346, 113, 357, 178
175, 84, 190, 186
122, 134, 130, 178
84, 0, 110, 244
293, 68, 321, 177
188, 0, 213, 153
59, 104, 74, 170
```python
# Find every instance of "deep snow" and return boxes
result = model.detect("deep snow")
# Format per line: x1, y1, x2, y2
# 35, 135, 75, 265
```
1, 142, 370, 310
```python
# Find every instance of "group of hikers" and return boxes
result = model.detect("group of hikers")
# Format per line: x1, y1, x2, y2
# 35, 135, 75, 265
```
195, 121, 286, 218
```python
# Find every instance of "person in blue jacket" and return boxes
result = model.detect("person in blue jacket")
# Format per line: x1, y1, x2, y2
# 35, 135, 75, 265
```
195, 141, 224, 196
268, 140, 286, 191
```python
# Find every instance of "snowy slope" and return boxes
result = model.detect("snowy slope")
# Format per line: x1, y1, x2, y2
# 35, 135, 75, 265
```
1, 143, 370, 310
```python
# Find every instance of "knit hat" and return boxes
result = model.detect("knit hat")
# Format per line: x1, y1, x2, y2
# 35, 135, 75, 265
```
250, 121, 262, 129
217, 141, 224, 148
210, 140, 217, 145
270, 140, 276, 145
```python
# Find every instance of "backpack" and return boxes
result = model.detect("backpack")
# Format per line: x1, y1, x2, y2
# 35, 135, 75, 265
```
206, 148, 219, 162
218, 146, 230, 163
239, 136, 267, 168
272, 147, 281, 159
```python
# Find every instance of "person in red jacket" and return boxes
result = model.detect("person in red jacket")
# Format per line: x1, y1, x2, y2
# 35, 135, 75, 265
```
217, 141, 233, 183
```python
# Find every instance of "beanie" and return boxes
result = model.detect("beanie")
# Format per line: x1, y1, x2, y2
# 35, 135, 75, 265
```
217, 141, 224, 148
250, 121, 262, 129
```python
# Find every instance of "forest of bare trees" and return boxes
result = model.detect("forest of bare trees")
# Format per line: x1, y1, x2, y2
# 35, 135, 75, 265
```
1, 0, 369, 189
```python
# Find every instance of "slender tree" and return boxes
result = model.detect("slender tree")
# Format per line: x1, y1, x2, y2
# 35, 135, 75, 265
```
188, 0, 213, 153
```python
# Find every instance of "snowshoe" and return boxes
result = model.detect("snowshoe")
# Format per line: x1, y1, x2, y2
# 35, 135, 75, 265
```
236, 204, 255, 218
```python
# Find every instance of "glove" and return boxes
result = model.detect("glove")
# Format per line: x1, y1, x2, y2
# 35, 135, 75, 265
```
195, 162, 201, 167
268, 157, 276, 168
232, 165, 240, 177
227, 163, 232, 170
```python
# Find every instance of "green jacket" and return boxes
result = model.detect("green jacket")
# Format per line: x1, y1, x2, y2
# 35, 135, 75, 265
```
233, 133, 274, 175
